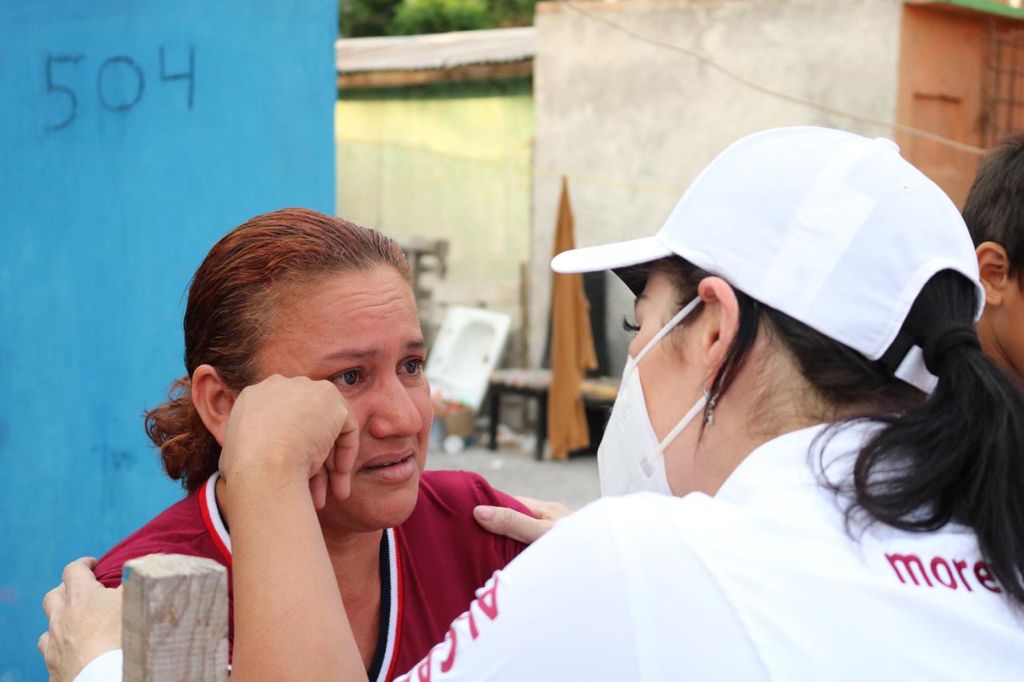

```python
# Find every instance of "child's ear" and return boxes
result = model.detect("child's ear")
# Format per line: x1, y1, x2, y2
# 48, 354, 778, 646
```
977, 241, 1012, 307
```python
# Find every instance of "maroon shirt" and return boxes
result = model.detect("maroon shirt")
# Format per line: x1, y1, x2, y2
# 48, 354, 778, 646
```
94, 469, 529, 681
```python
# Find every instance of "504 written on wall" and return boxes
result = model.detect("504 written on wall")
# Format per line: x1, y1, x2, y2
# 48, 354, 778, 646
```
42, 45, 195, 132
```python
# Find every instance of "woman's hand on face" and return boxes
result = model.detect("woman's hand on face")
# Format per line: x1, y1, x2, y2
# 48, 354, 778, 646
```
218, 374, 360, 509
473, 496, 574, 545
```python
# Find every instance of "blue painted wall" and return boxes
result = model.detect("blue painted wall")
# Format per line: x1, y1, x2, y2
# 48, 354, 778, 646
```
0, 2, 336, 678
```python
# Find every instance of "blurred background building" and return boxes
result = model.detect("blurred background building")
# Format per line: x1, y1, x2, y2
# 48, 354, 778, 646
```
530, 0, 1024, 370
335, 28, 534, 357
333, 0, 1024, 375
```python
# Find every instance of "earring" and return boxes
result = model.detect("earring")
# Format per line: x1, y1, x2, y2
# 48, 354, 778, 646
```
704, 390, 718, 428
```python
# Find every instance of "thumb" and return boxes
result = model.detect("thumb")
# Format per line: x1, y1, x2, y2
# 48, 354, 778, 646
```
473, 505, 553, 545
327, 402, 359, 502
309, 469, 328, 510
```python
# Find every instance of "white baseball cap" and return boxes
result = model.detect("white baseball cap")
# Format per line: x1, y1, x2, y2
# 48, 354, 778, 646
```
551, 126, 984, 393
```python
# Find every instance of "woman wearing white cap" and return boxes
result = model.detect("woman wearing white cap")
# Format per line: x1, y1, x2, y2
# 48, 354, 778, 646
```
53, 127, 1024, 680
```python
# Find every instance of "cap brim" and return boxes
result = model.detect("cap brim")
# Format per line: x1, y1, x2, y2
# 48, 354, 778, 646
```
551, 235, 673, 274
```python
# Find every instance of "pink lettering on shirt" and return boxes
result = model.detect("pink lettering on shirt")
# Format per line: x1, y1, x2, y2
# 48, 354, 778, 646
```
397, 574, 503, 681
885, 552, 1003, 593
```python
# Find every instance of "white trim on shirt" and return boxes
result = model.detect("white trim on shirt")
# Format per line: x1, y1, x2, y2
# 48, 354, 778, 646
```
199, 473, 403, 680
202, 471, 231, 553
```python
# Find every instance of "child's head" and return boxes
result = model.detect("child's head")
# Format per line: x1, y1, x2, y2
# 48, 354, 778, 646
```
962, 134, 1024, 382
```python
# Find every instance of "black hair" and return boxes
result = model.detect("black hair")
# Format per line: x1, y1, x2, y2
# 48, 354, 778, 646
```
645, 257, 1024, 607
962, 133, 1024, 277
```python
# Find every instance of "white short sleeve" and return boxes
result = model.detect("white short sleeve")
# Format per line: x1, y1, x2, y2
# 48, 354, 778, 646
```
599, 493, 767, 680
74, 649, 123, 682
394, 499, 642, 680
394, 494, 766, 681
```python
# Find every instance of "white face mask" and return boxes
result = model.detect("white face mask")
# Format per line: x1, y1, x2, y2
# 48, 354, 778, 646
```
597, 297, 706, 497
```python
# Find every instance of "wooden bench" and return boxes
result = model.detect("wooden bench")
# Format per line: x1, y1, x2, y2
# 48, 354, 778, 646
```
487, 368, 619, 460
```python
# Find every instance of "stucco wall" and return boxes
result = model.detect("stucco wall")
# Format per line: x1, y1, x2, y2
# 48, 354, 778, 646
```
531, 0, 904, 372
336, 80, 533, 348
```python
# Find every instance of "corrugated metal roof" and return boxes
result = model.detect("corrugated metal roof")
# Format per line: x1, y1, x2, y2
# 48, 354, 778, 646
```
336, 27, 536, 74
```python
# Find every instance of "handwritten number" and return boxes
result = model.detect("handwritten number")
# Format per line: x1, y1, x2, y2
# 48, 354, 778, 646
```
44, 55, 83, 132
97, 56, 145, 112
44, 46, 193, 130
159, 46, 195, 109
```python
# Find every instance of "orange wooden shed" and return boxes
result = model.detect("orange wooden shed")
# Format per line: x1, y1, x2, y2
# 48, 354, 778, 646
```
898, 1, 1024, 205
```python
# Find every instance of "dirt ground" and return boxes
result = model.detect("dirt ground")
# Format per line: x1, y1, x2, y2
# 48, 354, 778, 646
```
426, 443, 600, 510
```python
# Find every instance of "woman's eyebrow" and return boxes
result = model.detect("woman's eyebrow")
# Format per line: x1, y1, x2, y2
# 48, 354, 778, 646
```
324, 339, 426, 363
322, 348, 380, 363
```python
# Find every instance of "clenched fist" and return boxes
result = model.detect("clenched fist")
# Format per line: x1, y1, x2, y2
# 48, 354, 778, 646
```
218, 374, 360, 509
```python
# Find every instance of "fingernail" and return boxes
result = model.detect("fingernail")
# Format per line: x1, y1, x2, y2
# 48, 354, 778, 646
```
474, 505, 494, 521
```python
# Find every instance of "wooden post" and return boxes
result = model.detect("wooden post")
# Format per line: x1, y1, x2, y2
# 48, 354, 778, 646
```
122, 554, 228, 682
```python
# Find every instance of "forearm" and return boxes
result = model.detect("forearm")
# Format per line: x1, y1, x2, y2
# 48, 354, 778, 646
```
228, 472, 365, 682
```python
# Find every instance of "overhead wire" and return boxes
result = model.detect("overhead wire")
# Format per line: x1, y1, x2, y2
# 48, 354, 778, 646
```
559, 0, 990, 157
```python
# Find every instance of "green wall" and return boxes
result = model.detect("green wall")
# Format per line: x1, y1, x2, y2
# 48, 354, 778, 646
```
336, 79, 532, 328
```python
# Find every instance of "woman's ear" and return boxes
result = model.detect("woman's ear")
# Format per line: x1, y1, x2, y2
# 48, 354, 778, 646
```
191, 364, 236, 447
696, 276, 740, 377
977, 241, 1011, 307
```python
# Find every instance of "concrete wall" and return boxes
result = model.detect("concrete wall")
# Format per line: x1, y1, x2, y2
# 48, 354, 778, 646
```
336, 80, 533, 353
0, 3, 336, 678
531, 0, 904, 372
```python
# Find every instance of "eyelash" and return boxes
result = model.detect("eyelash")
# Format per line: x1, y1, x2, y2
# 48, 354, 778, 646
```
403, 357, 425, 376
332, 358, 424, 388
622, 316, 640, 333
334, 369, 363, 387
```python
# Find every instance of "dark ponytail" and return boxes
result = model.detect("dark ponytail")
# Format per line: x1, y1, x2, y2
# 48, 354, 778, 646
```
849, 271, 1024, 605
654, 257, 1024, 607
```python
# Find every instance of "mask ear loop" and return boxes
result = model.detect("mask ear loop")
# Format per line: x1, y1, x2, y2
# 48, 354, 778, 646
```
650, 367, 723, 474
632, 296, 704, 477
653, 392, 709, 456
632, 297, 702, 366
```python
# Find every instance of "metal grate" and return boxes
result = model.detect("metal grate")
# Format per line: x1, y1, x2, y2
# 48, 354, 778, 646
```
982, 23, 1024, 147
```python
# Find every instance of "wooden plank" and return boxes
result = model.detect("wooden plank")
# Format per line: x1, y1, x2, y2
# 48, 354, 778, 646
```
579, 378, 619, 403
338, 60, 533, 89
122, 554, 228, 682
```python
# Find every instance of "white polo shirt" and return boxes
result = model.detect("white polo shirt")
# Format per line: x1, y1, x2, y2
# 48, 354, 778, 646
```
399, 422, 1024, 680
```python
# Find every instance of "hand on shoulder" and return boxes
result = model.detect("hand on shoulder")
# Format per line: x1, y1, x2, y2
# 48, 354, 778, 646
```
38, 557, 122, 682
474, 496, 574, 545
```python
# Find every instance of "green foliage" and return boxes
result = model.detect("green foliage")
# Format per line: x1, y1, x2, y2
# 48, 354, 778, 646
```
339, 0, 536, 37
391, 0, 490, 35
486, 0, 535, 27
339, 0, 402, 37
